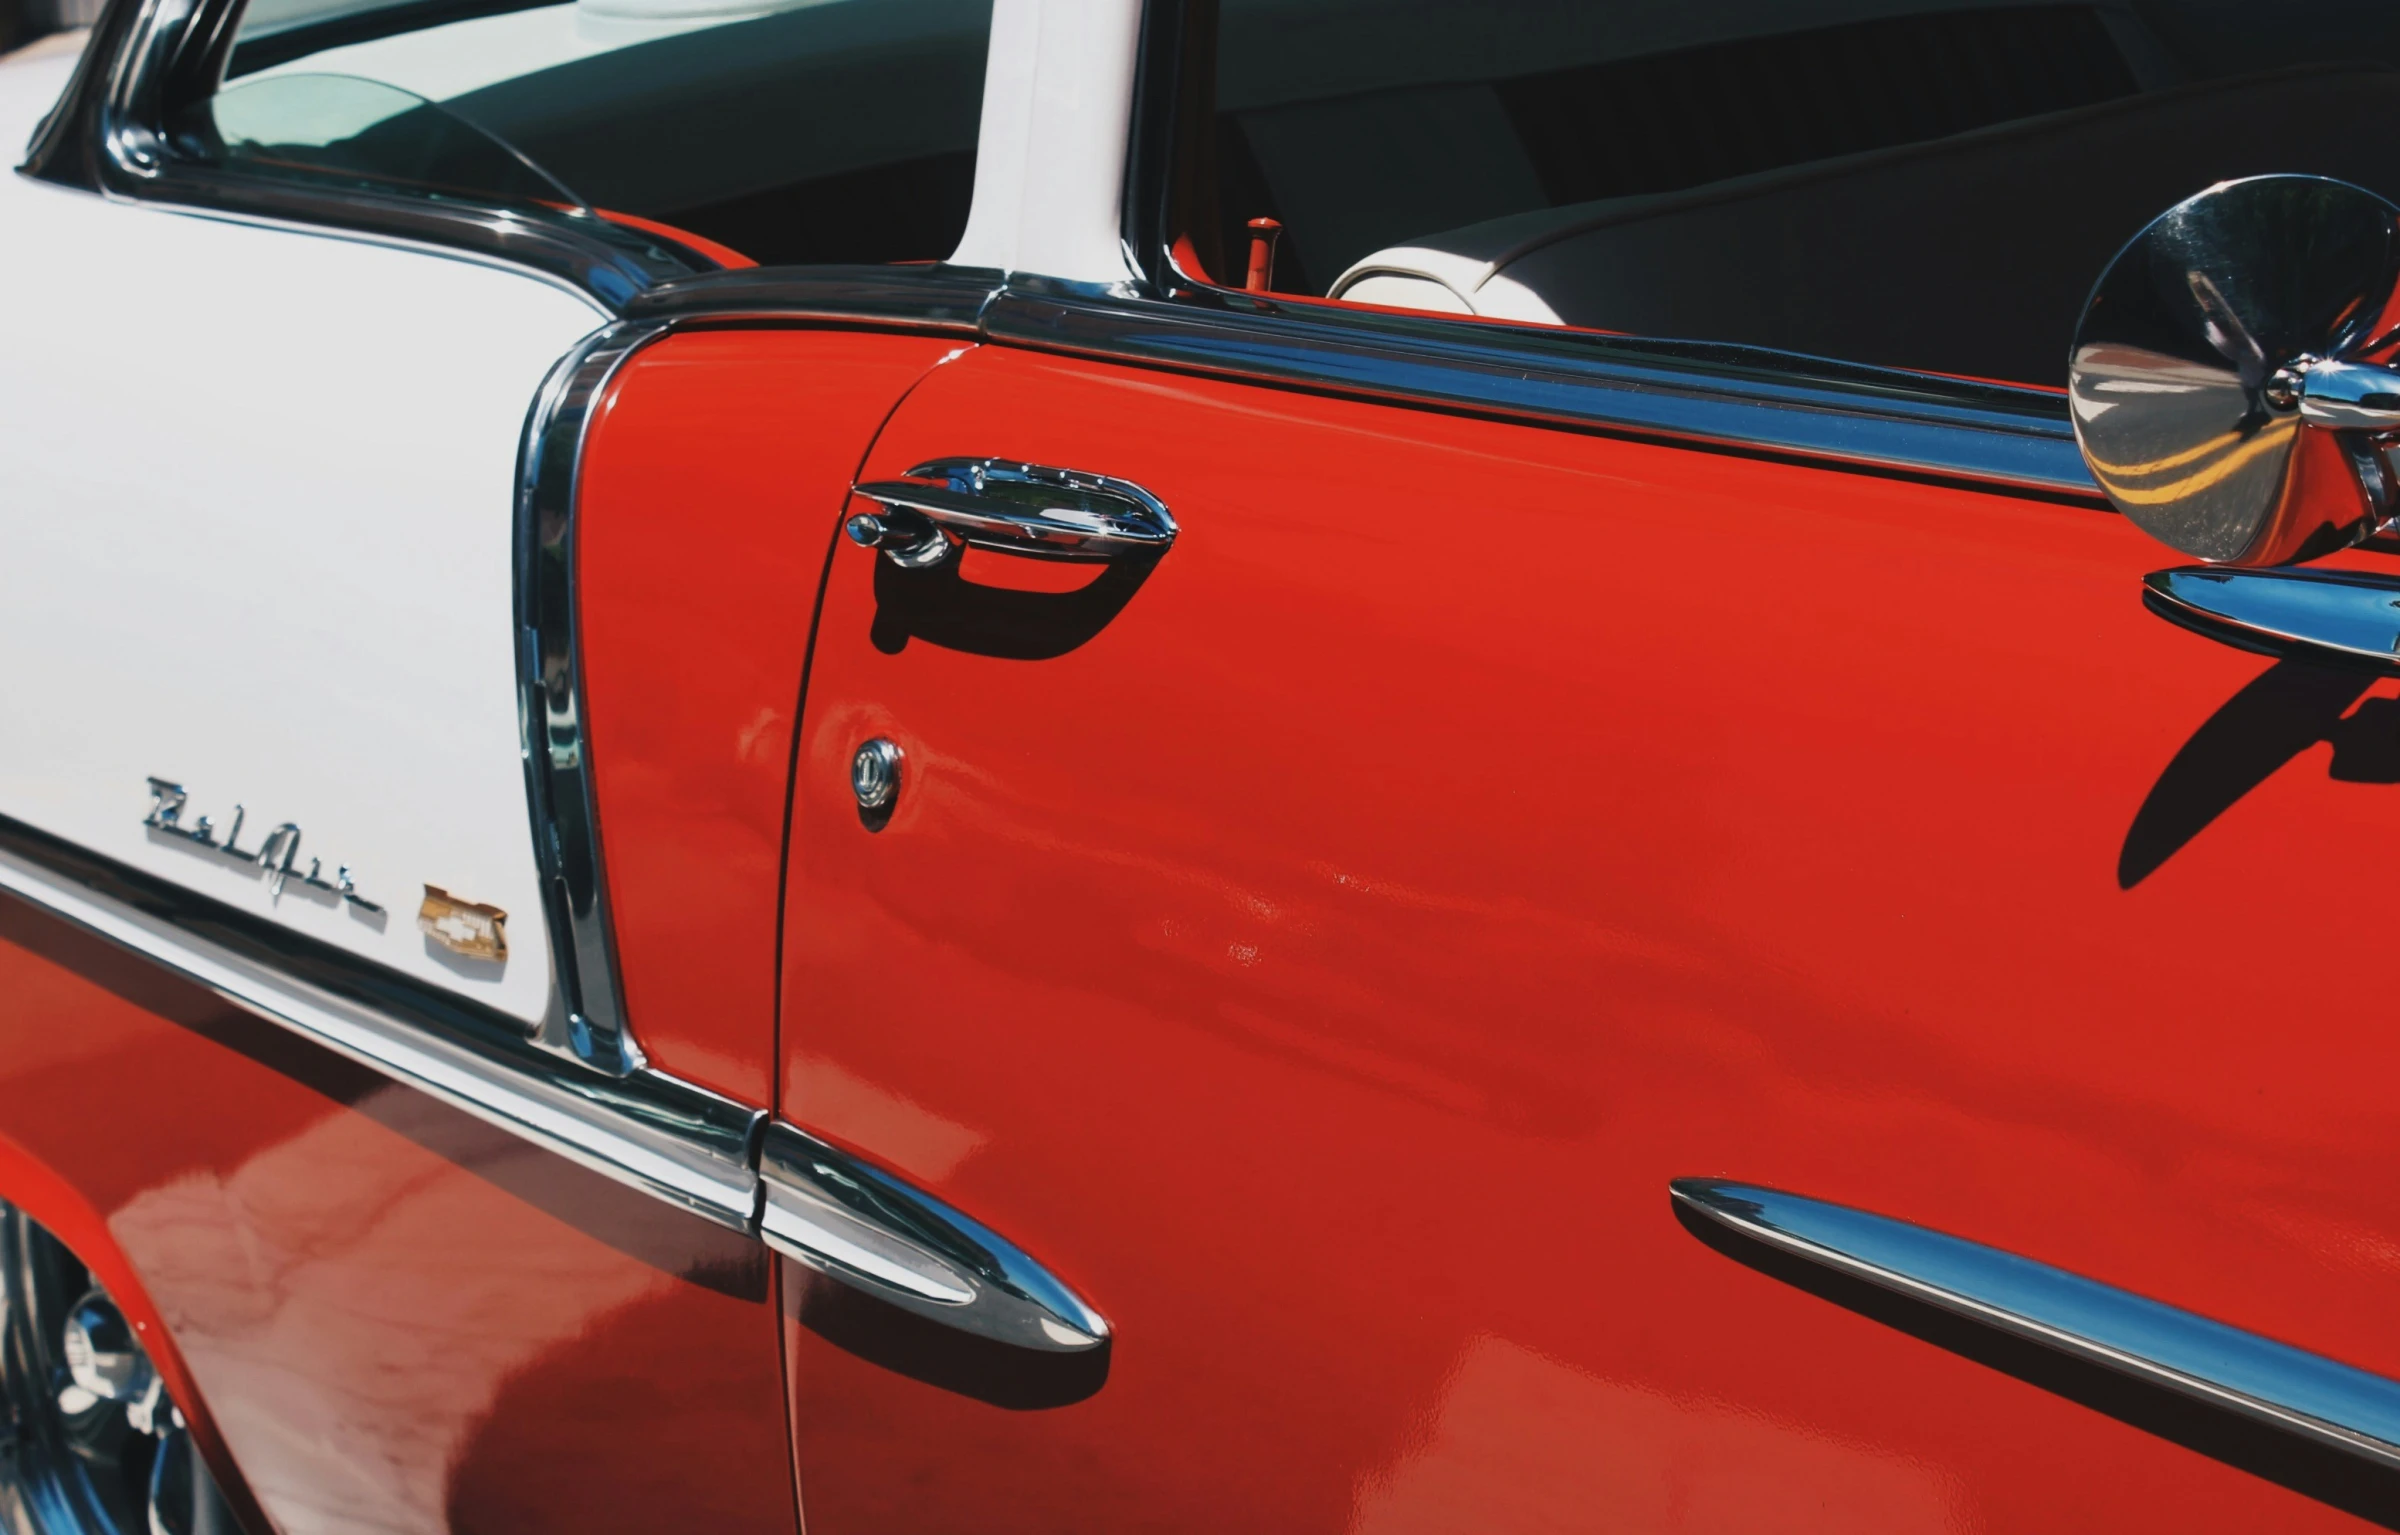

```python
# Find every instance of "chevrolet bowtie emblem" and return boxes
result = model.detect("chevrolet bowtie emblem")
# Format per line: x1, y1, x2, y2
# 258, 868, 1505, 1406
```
418, 886, 507, 962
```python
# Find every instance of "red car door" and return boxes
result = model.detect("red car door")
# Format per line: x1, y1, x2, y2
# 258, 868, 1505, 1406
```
758, 335, 2400, 1533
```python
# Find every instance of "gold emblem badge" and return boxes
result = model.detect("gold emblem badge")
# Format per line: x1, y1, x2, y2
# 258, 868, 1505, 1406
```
418, 886, 507, 961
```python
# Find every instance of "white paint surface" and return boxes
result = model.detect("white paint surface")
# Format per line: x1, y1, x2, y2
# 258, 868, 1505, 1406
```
0, 0, 1122, 1027
948, 0, 1143, 285
0, 51, 605, 1027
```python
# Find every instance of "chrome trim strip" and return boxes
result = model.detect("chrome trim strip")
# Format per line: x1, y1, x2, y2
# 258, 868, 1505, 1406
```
0, 811, 1102, 1343
1115, 0, 1190, 300
2143, 566, 2400, 669
18, 0, 139, 191
986, 286, 2097, 498
515, 322, 670, 1076
622, 265, 1001, 333
18, 0, 707, 308
0, 815, 763, 1230
627, 268, 2098, 499
759, 1122, 1109, 1353
1673, 1179, 2400, 1468
120, 174, 687, 309
77, 196, 617, 318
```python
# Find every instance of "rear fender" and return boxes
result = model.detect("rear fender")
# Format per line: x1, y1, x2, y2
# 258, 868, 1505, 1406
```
0, 1131, 271, 1535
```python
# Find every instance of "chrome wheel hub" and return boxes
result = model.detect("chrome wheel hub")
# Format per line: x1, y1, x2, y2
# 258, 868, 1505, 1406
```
0, 1208, 234, 1535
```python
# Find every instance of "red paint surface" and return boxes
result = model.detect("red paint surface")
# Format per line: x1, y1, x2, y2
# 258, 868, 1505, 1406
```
755, 338, 2400, 1531
578, 329, 962, 1104
591, 207, 760, 270
0, 897, 797, 1535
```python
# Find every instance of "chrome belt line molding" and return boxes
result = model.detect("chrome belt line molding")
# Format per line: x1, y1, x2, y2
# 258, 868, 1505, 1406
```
983, 284, 2099, 499
624, 269, 2099, 503
1673, 1178, 2400, 1468
0, 817, 763, 1232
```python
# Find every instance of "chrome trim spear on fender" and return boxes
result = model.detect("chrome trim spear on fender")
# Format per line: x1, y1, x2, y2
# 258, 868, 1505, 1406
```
0, 814, 764, 1230
0, 815, 1109, 1353
760, 1123, 1109, 1353
1673, 1179, 2400, 1469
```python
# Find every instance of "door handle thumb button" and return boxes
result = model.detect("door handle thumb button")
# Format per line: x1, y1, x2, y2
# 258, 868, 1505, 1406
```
852, 738, 902, 830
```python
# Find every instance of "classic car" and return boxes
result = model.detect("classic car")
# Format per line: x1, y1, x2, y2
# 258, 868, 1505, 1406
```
5, 0, 2400, 1529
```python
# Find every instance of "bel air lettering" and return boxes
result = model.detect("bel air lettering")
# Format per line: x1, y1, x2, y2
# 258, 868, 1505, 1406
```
142, 777, 384, 913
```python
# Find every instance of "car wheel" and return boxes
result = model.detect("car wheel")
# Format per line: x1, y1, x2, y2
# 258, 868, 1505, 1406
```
0, 1208, 235, 1535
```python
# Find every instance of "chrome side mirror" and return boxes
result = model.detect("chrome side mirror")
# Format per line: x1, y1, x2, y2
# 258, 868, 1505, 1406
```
2070, 175, 2400, 566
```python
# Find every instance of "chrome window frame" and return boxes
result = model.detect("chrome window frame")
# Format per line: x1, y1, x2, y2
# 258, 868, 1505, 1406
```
17, 0, 716, 305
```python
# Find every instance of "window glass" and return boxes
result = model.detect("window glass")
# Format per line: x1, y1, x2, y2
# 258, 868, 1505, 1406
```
186, 74, 581, 210
186, 0, 992, 265
1179, 1, 2400, 386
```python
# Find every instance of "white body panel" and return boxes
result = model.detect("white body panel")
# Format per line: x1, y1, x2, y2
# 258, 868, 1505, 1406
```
949, 0, 1142, 285
0, 50, 604, 1027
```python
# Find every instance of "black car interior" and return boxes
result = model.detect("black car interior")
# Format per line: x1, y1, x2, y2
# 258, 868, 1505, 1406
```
1180, 0, 2400, 385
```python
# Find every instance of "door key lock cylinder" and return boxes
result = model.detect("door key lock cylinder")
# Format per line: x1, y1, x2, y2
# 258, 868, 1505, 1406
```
852, 738, 903, 829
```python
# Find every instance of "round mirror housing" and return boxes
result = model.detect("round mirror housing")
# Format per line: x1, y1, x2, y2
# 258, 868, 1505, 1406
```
2070, 175, 2400, 566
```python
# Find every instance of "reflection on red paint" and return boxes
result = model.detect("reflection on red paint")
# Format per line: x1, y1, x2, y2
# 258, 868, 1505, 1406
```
756, 339, 2400, 1532
1351, 1337, 1961, 1534
0, 898, 796, 1535
577, 329, 964, 1105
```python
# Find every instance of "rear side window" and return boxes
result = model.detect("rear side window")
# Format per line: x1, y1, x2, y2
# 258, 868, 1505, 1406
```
184, 0, 991, 266
1173, 0, 2400, 387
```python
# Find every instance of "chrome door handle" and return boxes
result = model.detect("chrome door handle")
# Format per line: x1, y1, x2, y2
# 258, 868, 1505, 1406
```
848, 458, 1176, 567
2144, 566, 2400, 668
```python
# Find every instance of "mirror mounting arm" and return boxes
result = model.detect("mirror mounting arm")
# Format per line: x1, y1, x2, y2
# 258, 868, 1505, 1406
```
2294, 358, 2400, 431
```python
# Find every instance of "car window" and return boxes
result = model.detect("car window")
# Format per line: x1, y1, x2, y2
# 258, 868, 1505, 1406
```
182, 73, 582, 211
183, 0, 991, 265
1174, 0, 2400, 387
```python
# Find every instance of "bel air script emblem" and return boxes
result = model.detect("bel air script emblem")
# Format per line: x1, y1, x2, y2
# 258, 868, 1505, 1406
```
143, 777, 384, 913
